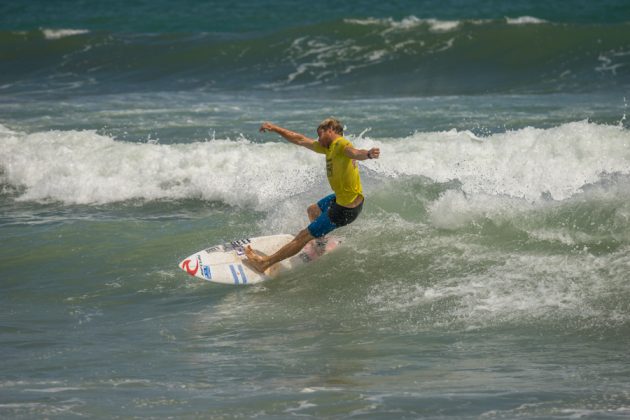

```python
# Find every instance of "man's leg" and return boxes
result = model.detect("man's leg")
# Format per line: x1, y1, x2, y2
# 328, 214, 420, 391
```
245, 195, 336, 274
244, 228, 314, 273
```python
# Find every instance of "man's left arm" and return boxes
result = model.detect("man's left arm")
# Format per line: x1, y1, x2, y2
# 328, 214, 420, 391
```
344, 145, 380, 161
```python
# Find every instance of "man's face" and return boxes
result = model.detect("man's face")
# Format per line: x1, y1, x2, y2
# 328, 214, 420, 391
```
317, 128, 335, 145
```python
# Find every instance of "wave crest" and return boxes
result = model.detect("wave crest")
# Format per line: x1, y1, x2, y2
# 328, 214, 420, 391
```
2, 121, 630, 207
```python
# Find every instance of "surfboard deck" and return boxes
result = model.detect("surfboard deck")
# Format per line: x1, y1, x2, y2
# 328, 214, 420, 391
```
179, 234, 341, 285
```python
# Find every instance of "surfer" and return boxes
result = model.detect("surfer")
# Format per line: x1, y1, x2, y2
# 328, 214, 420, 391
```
244, 118, 380, 273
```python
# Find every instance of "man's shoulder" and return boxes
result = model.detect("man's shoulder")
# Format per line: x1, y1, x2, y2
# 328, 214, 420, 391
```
333, 136, 352, 152
311, 141, 326, 154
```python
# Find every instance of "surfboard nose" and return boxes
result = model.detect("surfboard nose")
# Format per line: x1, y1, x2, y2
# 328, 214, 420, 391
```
179, 257, 199, 276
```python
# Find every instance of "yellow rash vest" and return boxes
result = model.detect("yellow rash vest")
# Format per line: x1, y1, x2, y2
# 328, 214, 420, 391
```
312, 136, 363, 206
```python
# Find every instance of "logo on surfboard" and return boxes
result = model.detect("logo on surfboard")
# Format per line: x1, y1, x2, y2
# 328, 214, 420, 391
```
182, 258, 199, 276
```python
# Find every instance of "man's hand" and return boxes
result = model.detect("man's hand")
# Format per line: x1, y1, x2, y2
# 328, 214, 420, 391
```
367, 147, 380, 159
259, 122, 277, 133
344, 146, 381, 160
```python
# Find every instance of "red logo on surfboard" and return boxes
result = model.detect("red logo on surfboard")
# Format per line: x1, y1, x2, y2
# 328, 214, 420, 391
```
182, 258, 199, 276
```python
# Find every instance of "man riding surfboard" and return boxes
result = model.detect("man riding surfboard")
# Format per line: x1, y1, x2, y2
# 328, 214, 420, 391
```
245, 118, 380, 273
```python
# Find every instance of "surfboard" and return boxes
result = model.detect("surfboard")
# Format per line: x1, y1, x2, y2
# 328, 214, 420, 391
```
178, 234, 341, 285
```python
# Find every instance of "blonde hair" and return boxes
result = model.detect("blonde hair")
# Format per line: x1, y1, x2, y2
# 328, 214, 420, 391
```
317, 117, 343, 135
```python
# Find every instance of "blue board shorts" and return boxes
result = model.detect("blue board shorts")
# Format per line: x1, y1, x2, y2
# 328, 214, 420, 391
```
307, 194, 363, 238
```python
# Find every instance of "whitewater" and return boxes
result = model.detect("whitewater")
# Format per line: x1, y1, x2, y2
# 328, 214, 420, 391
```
2, 120, 630, 205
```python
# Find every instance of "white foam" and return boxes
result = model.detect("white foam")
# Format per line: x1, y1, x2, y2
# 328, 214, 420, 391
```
427, 190, 533, 230
0, 128, 324, 207
284, 400, 317, 413
424, 18, 461, 32
271, 15, 469, 88
347, 15, 549, 30
366, 240, 630, 330
41, 28, 89, 40
24, 387, 83, 393
596, 48, 630, 76
265, 37, 370, 88
426, 174, 630, 243
371, 121, 630, 201
345, 16, 461, 32
505, 16, 548, 25
2, 121, 630, 208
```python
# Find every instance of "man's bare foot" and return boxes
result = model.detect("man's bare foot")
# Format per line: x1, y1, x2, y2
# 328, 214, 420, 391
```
244, 245, 269, 273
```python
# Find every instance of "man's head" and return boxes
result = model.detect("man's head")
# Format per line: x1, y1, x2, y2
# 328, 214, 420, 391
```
317, 117, 343, 146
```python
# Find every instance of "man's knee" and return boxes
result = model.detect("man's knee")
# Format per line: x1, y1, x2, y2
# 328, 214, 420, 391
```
307, 204, 321, 221
296, 228, 315, 245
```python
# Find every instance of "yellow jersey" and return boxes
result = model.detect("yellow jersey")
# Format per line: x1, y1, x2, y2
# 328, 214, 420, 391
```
312, 136, 363, 206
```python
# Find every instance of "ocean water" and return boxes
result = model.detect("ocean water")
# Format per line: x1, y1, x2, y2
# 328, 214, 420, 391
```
2, 0, 630, 418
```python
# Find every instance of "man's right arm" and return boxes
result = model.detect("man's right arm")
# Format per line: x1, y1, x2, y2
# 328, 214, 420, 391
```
259, 122, 320, 151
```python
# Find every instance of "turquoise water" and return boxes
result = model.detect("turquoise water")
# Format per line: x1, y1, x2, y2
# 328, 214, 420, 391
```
2, 1, 630, 418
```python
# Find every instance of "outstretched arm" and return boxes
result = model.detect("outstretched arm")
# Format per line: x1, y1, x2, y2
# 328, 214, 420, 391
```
259, 122, 319, 151
344, 146, 380, 161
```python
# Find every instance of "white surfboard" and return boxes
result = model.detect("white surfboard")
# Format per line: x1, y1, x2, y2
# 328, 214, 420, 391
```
179, 234, 341, 285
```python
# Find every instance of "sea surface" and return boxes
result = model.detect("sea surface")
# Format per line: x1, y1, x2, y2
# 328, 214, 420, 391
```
1, 0, 630, 418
